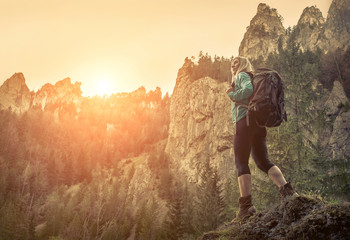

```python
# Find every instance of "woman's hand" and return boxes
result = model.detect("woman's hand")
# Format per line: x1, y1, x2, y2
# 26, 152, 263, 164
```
226, 87, 234, 94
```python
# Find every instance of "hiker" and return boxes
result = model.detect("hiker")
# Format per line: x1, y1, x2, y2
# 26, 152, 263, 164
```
226, 56, 297, 222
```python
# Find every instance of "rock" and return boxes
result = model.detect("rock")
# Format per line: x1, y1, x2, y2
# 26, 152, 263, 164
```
325, 81, 348, 116
239, 3, 286, 61
294, 6, 326, 52
165, 65, 235, 183
239, 0, 350, 61
32, 77, 83, 111
199, 195, 350, 240
322, 81, 350, 159
0, 72, 32, 114
324, 0, 350, 52
329, 110, 350, 159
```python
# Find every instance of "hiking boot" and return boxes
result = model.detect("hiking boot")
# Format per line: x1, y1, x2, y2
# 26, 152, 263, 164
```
231, 195, 256, 223
279, 182, 298, 200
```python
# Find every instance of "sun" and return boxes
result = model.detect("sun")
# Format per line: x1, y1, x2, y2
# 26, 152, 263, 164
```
95, 78, 114, 96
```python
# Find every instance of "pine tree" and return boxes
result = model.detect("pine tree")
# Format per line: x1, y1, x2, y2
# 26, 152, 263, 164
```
193, 159, 226, 234
164, 183, 185, 240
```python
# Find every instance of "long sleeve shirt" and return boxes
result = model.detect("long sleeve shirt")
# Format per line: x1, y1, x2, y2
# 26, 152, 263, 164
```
227, 72, 253, 125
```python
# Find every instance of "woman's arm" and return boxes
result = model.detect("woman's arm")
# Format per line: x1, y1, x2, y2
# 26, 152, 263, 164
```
227, 72, 253, 101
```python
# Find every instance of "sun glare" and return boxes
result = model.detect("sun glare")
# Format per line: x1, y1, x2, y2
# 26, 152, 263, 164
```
95, 78, 114, 96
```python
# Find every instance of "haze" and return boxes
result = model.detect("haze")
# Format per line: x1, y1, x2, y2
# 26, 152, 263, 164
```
0, 0, 332, 96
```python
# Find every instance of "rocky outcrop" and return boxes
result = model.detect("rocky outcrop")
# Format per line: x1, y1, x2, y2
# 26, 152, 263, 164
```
0, 73, 83, 118
240, 0, 350, 61
0, 73, 32, 114
165, 62, 235, 182
200, 195, 350, 240
239, 3, 286, 61
323, 81, 350, 159
329, 110, 350, 159
294, 6, 326, 52
325, 81, 348, 116
32, 77, 83, 111
324, 0, 350, 52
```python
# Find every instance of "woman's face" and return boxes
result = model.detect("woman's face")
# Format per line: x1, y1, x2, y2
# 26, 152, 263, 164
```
231, 59, 240, 75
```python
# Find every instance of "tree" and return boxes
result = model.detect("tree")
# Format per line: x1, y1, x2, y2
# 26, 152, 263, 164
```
164, 184, 185, 240
193, 159, 226, 234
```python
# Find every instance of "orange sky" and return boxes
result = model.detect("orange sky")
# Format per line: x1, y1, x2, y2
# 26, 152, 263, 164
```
0, 0, 332, 96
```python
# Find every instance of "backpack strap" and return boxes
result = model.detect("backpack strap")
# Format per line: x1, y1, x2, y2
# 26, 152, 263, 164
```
244, 71, 254, 80
232, 100, 250, 127
232, 72, 254, 129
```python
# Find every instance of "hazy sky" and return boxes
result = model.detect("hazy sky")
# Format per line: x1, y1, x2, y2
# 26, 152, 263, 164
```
0, 0, 332, 96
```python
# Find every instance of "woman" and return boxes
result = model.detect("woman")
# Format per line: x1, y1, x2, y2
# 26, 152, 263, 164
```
226, 56, 297, 222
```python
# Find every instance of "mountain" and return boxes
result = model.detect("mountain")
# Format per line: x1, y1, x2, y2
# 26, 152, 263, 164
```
0, 73, 83, 119
32, 77, 83, 111
0, 0, 349, 239
239, 3, 286, 61
166, 0, 350, 236
165, 1, 350, 182
239, 0, 350, 61
0, 73, 32, 114
294, 6, 326, 52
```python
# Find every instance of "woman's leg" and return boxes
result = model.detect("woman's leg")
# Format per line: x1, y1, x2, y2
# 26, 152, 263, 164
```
238, 174, 251, 197
232, 118, 256, 221
251, 126, 275, 175
267, 166, 287, 188
251, 126, 297, 198
234, 117, 253, 196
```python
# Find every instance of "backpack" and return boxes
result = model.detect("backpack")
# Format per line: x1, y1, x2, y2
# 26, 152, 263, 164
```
235, 68, 287, 127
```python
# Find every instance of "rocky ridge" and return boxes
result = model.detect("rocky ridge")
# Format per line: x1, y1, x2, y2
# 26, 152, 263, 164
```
32, 77, 83, 111
199, 195, 350, 240
0, 73, 83, 116
239, 0, 350, 61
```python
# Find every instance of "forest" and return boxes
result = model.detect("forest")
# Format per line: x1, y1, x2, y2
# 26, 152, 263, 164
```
1, 28, 350, 239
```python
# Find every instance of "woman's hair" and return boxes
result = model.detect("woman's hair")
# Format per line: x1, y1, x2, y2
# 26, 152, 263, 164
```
232, 56, 254, 77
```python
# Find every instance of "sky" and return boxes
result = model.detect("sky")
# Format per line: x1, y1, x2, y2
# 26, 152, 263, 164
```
0, 0, 332, 97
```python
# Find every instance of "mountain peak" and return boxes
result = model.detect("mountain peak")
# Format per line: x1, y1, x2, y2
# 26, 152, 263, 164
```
239, 3, 285, 60
298, 6, 325, 26
0, 72, 31, 113
54, 77, 72, 88
256, 3, 279, 17
0, 72, 29, 95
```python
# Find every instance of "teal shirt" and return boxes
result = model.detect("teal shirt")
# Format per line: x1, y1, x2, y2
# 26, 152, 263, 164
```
228, 72, 253, 125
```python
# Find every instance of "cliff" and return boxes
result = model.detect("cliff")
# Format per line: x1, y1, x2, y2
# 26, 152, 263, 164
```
324, 0, 350, 51
165, 61, 234, 182
324, 81, 350, 159
199, 195, 350, 240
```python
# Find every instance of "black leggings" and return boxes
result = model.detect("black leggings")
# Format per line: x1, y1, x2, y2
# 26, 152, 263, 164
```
234, 116, 275, 177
